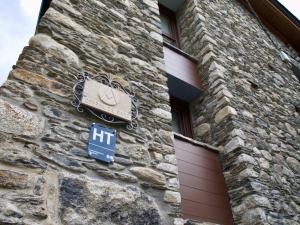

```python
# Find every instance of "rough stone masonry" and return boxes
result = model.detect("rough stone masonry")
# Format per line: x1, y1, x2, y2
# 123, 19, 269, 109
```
177, 0, 300, 224
0, 0, 299, 225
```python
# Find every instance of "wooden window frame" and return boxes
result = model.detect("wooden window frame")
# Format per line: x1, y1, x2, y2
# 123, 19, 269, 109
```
170, 96, 193, 138
159, 4, 180, 48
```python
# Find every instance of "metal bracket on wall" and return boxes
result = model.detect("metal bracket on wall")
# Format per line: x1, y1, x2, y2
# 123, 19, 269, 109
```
72, 72, 139, 130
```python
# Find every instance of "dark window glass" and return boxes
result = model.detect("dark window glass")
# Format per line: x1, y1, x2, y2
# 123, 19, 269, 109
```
171, 109, 181, 133
170, 96, 193, 138
160, 14, 172, 35
159, 4, 180, 48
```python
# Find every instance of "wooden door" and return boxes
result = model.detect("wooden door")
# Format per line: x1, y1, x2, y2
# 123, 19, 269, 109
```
174, 138, 234, 225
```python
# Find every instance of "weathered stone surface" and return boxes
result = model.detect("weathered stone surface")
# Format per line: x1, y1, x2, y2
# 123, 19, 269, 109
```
164, 191, 181, 205
241, 208, 267, 225
285, 123, 298, 137
34, 148, 87, 173
236, 154, 257, 166
224, 137, 245, 153
130, 167, 166, 185
165, 154, 177, 165
259, 158, 270, 169
286, 157, 300, 172
242, 110, 254, 119
233, 195, 271, 215
195, 123, 211, 136
230, 129, 246, 139
59, 175, 162, 225
261, 150, 272, 161
44, 7, 93, 36
174, 218, 186, 225
150, 31, 163, 43
209, 70, 225, 83
143, 0, 159, 9
30, 33, 80, 67
214, 106, 237, 123
11, 68, 70, 97
70, 147, 89, 158
216, 89, 234, 99
108, 163, 125, 171
208, 62, 226, 73
0, 202, 23, 218
167, 178, 180, 190
0, 98, 45, 137
202, 51, 216, 65
54, 127, 77, 140
114, 172, 138, 183
157, 163, 178, 175
0, 192, 47, 222
151, 108, 172, 121
0, 148, 47, 169
152, 152, 163, 161
0, 170, 29, 189
0, 215, 23, 225
156, 129, 173, 146
239, 168, 259, 180
121, 144, 150, 162
174, 218, 218, 225
0, 0, 176, 224
79, 131, 89, 142
23, 100, 38, 111
149, 142, 174, 154
0, 0, 298, 224
43, 106, 70, 121
0, 202, 26, 225
114, 156, 133, 166
119, 131, 136, 143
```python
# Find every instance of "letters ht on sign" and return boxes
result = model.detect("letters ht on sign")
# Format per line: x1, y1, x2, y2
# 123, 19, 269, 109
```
87, 124, 116, 163
93, 128, 114, 145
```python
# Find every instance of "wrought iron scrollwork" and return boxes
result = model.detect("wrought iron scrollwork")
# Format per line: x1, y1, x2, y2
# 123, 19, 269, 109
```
72, 72, 138, 130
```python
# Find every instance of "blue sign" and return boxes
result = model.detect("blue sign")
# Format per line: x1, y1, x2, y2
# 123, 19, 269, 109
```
87, 123, 116, 163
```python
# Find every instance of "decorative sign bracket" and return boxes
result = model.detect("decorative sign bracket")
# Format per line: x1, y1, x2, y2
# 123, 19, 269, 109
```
72, 72, 138, 130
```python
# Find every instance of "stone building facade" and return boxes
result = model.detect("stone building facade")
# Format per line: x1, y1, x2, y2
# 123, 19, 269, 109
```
0, 0, 299, 225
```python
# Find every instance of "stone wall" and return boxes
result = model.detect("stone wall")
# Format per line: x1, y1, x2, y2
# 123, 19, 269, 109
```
1, 0, 300, 224
0, 0, 182, 224
177, 0, 300, 224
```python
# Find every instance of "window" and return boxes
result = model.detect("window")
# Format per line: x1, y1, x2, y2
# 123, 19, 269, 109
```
291, 62, 300, 82
158, 4, 195, 138
170, 96, 193, 137
159, 4, 180, 48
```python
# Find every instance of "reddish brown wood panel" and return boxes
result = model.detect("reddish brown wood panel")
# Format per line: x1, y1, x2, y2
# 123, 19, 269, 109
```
177, 160, 225, 183
163, 46, 202, 89
176, 150, 223, 172
178, 173, 228, 195
174, 138, 234, 225
175, 140, 219, 161
181, 200, 234, 225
